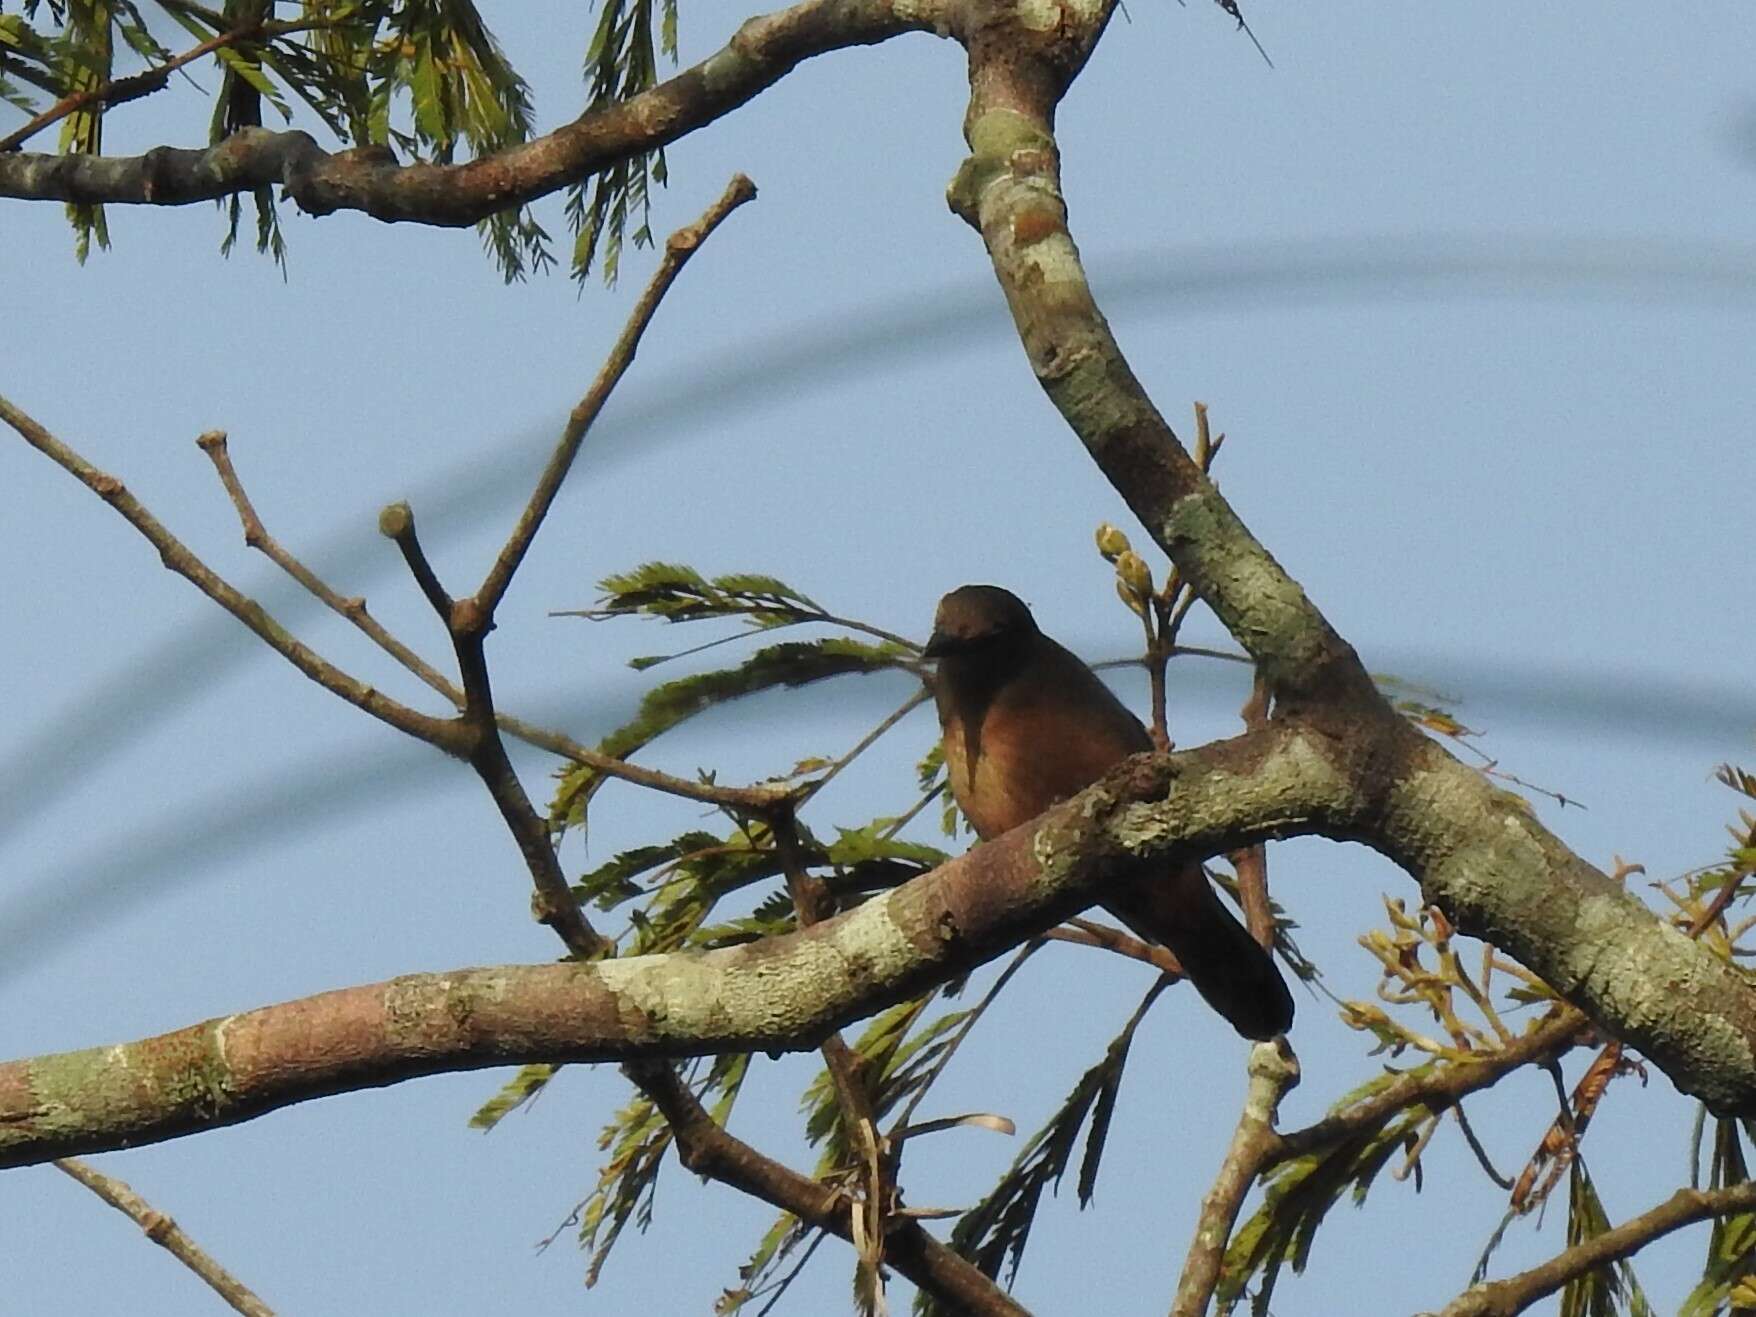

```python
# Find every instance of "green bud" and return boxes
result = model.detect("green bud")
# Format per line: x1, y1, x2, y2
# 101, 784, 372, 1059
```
1115, 549, 1153, 598
1094, 522, 1131, 561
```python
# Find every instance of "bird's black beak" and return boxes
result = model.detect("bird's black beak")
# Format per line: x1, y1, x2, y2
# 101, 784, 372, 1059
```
922, 629, 954, 659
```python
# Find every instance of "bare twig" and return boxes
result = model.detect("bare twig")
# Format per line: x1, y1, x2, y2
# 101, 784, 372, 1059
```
1170, 1038, 1301, 1317
55, 1159, 275, 1317
369, 492, 607, 954
635, 1061, 1025, 1315
1275, 1011, 1589, 1165
474, 174, 757, 615
198, 431, 459, 702
1452, 1101, 1515, 1191
773, 813, 893, 1314
1232, 671, 1274, 947
0, 394, 461, 752
1436, 1179, 1756, 1317
413, 178, 763, 955
200, 428, 752, 804
379, 502, 454, 623
1045, 917, 1184, 977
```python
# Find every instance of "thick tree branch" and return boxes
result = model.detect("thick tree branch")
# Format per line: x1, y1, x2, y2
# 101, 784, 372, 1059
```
0, 722, 1344, 1169
946, 1, 1374, 714
1435, 1179, 1756, 1317
0, 0, 941, 222
7, 699, 1756, 1166
942, 0, 1756, 1114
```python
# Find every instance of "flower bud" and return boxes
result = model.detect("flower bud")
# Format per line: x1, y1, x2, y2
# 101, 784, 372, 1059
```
1115, 549, 1153, 599
1094, 522, 1131, 562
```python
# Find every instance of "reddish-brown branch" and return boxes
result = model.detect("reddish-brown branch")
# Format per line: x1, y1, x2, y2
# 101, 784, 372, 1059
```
1232, 670, 1275, 947
1045, 917, 1184, 977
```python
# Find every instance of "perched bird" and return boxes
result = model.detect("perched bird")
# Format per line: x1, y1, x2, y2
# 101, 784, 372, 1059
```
924, 584, 1294, 1040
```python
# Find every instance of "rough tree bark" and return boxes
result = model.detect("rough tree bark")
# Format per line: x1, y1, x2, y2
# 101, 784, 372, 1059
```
3, 0, 1753, 1298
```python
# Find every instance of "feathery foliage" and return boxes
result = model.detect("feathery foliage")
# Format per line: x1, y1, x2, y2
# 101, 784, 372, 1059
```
6, 0, 674, 279
567, 0, 677, 285
920, 978, 1169, 1311
1680, 1117, 1756, 1315
1556, 1161, 1657, 1317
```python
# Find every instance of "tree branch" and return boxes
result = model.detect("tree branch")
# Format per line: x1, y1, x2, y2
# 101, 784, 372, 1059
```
474, 173, 757, 614
946, 1, 1375, 716
1436, 1179, 1756, 1317
640, 1065, 1025, 1314
940, 0, 1756, 1115
1273, 1011, 1589, 1166
55, 1158, 276, 1316
0, 721, 1343, 1169
0, 1, 942, 222
0, 17, 333, 155
1171, 1039, 1301, 1317
6, 702, 1756, 1166
0, 394, 463, 753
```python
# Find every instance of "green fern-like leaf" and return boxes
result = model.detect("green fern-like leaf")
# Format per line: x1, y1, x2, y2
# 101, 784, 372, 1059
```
592, 561, 824, 628
570, 0, 678, 285
579, 1088, 672, 1287
551, 636, 913, 835
1558, 1160, 1656, 1317
921, 979, 1166, 1311
580, 1056, 750, 1287
469, 1062, 558, 1131
1679, 1116, 1756, 1316
1216, 1101, 1430, 1314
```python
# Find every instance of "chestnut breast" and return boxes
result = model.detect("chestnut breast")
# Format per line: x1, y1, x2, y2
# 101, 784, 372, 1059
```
936, 634, 1151, 841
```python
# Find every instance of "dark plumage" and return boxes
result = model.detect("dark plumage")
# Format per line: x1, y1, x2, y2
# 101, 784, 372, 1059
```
925, 584, 1293, 1041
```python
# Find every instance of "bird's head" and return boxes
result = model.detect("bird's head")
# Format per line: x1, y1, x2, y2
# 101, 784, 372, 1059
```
923, 585, 1039, 659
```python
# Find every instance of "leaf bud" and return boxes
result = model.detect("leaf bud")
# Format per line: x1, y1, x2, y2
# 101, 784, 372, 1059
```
1094, 522, 1131, 562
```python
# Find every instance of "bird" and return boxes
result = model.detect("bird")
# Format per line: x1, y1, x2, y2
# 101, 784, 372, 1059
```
924, 584, 1294, 1040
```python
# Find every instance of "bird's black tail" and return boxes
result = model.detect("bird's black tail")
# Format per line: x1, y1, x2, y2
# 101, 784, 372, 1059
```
1105, 868, 1294, 1041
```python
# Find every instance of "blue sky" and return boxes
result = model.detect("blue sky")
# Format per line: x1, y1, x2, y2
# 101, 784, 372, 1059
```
4, 3, 1754, 1312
